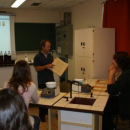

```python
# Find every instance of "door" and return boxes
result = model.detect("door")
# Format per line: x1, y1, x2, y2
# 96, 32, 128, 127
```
75, 56, 94, 79
93, 28, 115, 79
75, 29, 84, 56
84, 57, 94, 79
75, 28, 94, 57
75, 56, 86, 79
83, 28, 94, 57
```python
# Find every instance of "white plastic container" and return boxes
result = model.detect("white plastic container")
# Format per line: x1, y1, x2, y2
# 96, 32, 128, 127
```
25, 53, 28, 62
74, 79, 84, 84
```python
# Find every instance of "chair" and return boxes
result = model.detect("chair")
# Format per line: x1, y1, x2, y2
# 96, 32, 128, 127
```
114, 115, 130, 130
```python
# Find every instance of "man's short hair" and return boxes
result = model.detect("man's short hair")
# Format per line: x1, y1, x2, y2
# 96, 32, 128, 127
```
40, 39, 50, 49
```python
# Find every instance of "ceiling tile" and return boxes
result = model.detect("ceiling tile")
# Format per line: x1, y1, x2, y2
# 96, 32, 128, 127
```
21, 0, 51, 7
52, 0, 74, 1
62, 2, 80, 8
0, 0, 87, 10
0, 0, 14, 8
74, 0, 86, 2
42, 1, 70, 8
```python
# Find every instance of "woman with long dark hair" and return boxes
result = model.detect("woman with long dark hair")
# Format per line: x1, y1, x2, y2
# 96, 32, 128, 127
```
3, 60, 40, 130
0, 89, 33, 130
103, 51, 130, 130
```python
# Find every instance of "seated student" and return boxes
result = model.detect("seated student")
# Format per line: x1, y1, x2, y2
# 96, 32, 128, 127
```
0, 89, 33, 130
108, 61, 122, 82
103, 51, 130, 130
3, 60, 40, 130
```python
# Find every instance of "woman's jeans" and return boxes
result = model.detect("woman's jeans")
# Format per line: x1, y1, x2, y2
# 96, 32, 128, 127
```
31, 115, 40, 130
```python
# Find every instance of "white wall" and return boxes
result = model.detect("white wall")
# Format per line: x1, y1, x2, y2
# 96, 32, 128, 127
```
60, 0, 103, 80
0, 8, 61, 61
0, 8, 60, 23
0, 0, 103, 80
0, 66, 59, 88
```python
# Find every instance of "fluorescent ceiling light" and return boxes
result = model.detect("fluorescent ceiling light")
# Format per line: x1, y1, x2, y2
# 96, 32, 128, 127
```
11, 0, 26, 8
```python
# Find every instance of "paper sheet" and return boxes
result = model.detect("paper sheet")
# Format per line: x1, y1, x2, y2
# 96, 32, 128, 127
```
49, 57, 68, 76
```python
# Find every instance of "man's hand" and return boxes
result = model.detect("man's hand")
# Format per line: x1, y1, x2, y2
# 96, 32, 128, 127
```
46, 64, 54, 68
34, 64, 55, 71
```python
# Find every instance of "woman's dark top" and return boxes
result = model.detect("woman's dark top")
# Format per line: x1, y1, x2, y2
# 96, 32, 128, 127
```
107, 69, 130, 120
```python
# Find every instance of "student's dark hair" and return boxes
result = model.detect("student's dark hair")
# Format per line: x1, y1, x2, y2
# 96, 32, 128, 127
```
8, 60, 32, 94
0, 89, 33, 130
113, 51, 130, 70
40, 39, 50, 49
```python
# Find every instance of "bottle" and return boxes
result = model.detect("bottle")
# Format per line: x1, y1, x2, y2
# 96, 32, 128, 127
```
7, 51, 11, 65
11, 51, 15, 65
25, 53, 28, 62
0, 51, 3, 66
4, 51, 7, 65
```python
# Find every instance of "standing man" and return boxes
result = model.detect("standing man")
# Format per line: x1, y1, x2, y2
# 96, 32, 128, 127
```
34, 39, 54, 122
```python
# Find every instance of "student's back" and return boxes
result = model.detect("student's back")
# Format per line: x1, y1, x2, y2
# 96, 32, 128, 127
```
3, 60, 40, 130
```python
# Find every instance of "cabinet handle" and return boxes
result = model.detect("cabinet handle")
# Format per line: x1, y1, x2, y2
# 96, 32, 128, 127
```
82, 42, 85, 48
81, 68, 85, 71
81, 67, 82, 71
81, 42, 82, 46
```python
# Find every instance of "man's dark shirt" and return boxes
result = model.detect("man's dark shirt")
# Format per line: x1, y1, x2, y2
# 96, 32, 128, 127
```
34, 51, 54, 85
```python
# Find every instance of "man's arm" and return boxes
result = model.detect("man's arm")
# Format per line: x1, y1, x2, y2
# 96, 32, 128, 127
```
34, 64, 54, 72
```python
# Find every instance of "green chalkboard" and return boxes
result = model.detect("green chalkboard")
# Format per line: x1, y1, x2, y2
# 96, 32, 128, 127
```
15, 23, 56, 51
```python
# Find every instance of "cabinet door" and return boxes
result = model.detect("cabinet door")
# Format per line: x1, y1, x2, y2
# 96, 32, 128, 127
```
84, 57, 94, 79
92, 28, 115, 79
75, 56, 86, 79
75, 56, 94, 79
75, 29, 84, 56
83, 28, 94, 57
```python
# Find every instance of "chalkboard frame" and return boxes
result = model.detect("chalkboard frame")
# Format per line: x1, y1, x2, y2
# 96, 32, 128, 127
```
15, 23, 56, 52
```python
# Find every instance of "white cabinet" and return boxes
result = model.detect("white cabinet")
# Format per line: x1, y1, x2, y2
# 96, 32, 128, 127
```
75, 56, 94, 78
75, 29, 93, 57
75, 28, 115, 79
59, 110, 98, 130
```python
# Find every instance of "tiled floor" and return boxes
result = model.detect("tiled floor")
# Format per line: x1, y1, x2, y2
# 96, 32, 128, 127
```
29, 107, 58, 130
